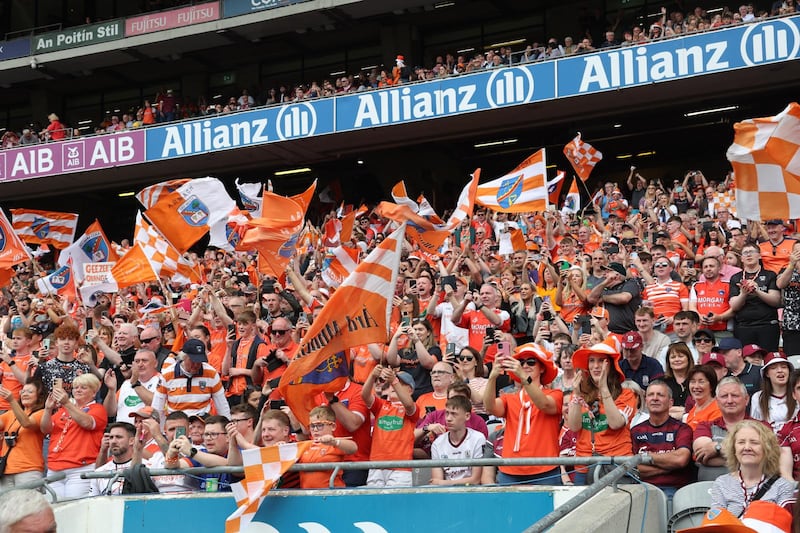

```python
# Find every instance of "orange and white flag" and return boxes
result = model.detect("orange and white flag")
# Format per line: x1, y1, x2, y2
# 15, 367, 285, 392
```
564, 133, 603, 182
0, 209, 30, 271
136, 178, 191, 209
36, 259, 77, 301
110, 244, 158, 288
143, 177, 236, 252
320, 245, 360, 288
727, 102, 800, 221
476, 150, 549, 213
279, 224, 405, 428
134, 212, 201, 284
58, 220, 118, 282
11, 209, 78, 248
225, 442, 313, 533
562, 176, 581, 215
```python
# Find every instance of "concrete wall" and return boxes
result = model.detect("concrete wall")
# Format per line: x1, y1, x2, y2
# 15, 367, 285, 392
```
549, 484, 668, 533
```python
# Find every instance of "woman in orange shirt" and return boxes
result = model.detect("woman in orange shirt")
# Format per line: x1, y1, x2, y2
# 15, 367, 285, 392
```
683, 365, 721, 431
556, 266, 589, 325
566, 343, 637, 485
0, 380, 46, 489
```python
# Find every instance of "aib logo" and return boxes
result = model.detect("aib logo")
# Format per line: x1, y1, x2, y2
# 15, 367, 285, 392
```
275, 102, 317, 140
62, 142, 85, 170
486, 67, 535, 108
740, 17, 800, 66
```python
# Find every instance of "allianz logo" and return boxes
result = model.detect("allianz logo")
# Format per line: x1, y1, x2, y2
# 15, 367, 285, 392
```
276, 102, 317, 140
740, 17, 799, 65
243, 521, 389, 532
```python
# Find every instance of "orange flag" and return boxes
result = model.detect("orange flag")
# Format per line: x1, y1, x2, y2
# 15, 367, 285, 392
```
110, 244, 157, 288
0, 208, 30, 270
509, 228, 527, 252
339, 210, 356, 243
279, 224, 405, 427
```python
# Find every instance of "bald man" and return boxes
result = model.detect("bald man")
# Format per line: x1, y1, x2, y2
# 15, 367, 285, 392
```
698, 246, 741, 282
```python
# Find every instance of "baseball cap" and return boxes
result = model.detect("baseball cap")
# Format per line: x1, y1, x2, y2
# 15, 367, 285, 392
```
589, 306, 609, 320
765, 219, 785, 226
188, 414, 206, 425
742, 344, 767, 358
181, 338, 207, 363
655, 231, 670, 240
761, 352, 793, 377
129, 406, 160, 423
714, 337, 743, 352
603, 262, 627, 277
395, 371, 415, 391
701, 352, 725, 367
694, 329, 715, 341
621, 331, 643, 350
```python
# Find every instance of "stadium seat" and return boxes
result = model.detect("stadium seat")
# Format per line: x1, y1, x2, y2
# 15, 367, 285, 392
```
667, 481, 714, 533
787, 355, 800, 370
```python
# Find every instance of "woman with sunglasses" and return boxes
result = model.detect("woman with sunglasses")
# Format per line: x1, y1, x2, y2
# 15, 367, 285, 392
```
483, 343, 562, 485
453, 346, 488, 418
566, 342, 637, 485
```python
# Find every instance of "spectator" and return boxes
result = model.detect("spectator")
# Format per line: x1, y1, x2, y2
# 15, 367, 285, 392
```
693, 376, 751, 481
415, 361, 454, 416
430, 395, 486, 486
483, 342, 562, 485
0, 380, 46, 489
717, 338, 762, 397
0, 327, 37, 412
672, 311, 700, 362
759, 220, 794, 274
41, 373, 107, 500
633, 307, 671, 367
728, 243, 781, 350
776, 241, 800, 354
662, 342, 695, 419
167, 415, 233, 492
361, 366, 418, 487
18, 128, 39, 145
226, 311, 270, 404
88, 422, 142, 496
690, 256, 733, 335
619, 331, 664, 389
750, 352, 795, 432
452, 283, 510, 366
296, 405, 357, 489
35, 323, 91, 395
630, 381, 693, 499
710, 420, 794, 516
587, 262, 642, 334
684, 364, 721, 431
567, 343, 637, 485
0, 489, 57, 533
152, 339, 231, 418
139, 326, 172, 370
103, 349, 162, 422
41, 113, 67, 141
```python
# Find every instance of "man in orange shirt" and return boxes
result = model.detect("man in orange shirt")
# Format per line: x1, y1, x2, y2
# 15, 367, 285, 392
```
223, 310, 269, 406
0, 327, 36, 412
252, 317, 299, 400
759, 219, 795, 273
415, 362, 454, 417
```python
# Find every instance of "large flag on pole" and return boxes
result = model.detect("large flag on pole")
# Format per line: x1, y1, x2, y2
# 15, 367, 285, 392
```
134, 211, 201, 283
475, 149, 549, 213
278, 224, 406, 428
225, 442, 313, 533
11, 209, 78, 248
142, 177, 236, 253
727, 102, 800, 221
563, 133, 603, 182
58, 220, 118, 282
0, 209, 31, 272
36, 260, 78, 300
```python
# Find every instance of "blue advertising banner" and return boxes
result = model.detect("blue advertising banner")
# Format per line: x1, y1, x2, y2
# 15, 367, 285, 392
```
0, 38, 30, 60
223, 0, 308, 18
557, 14, 800, 97
145, 98, 335, 161
335, 62, 556, 132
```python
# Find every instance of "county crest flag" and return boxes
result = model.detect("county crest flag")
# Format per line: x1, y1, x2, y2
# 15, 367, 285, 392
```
235, 178, 263, 213
563, 133, 602, 182
36, 260, 77, 300
58, 220, 118, 282
562, 176, 581, 215
11, 209, 79, 248
0, 209, 30, 271
278, 224, 405, 428
143, 177, 236, 252
225, 442, 313, 533
547, 171, 565, 205
727, 102, 800, 221
475, 149, 548, 213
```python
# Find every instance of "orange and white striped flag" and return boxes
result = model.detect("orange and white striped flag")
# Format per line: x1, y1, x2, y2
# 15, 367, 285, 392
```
279, 224, 405, 428
564, 133, 602, 182
11, 209, 78, 248
225, 442, 313, 533
727, 102, 800, 221
136, 178, 191, 209
134, 212, 200, 284
320, 245, 360, 288
476, 150, 549, 213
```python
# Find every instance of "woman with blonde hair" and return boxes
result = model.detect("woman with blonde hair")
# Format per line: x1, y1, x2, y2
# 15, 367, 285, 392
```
555, 266, 589, 325
710, 420, 795, 517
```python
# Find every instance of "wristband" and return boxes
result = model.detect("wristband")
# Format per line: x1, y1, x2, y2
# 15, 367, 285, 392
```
329, 395, 339, 404
190, 447, 198, 458
130, 382, 141, 388
7, 360, 15, 367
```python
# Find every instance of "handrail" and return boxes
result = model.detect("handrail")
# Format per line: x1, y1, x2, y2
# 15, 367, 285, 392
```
522, 456, 646, 533
0, 471, 66, 501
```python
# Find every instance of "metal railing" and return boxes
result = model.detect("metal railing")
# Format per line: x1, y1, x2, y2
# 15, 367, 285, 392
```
0, 471, 65, 501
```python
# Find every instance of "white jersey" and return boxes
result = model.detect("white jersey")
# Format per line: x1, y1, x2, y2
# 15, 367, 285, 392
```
88, 457, 155, 496
750, 391, 798, 433
431, 428, 486, 481
116, 373, 163, 422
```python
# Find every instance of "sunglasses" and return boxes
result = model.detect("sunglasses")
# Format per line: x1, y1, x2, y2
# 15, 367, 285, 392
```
140, 337, 157, 343
457, 355, 474, 362
654, 262, 670, 268
271, 329, 289, 335
520, 358, 539, 367
694, 337, 713, 343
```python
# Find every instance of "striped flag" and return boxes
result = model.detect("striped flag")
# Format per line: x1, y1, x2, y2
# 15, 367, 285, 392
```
476, 149, 549, 213
547, 170, 566, 205
143, 177, 236, 252
58, 220, 118, 282
134, 212, 201, 284
278, 224, 405, 428
0, 209, 30, 271
727, 102, 800, 221
11, 209, 78, 248
564, 133, 603, 182
562, 176, 581, 215
136, 178, 191, 209
320, 245, 360, 288
36, 260, 77, 300
225, 442, 313, 533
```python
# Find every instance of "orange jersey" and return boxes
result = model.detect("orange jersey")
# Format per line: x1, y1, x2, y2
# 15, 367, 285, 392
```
690, 278, 731, 331
350, 344, 377, 385
298, 442, 347, 489
760, 239, 794, 274
499, 388, 563, 475
47, 402, 107, 471
684, 400, 722, 432
575, 388, 637, 457
369, 398, 419, 467
0, 355, 33, 411
156, 362, 225, 416
0, 410, 44, 475
642, 280, 689, 326
415, 392, 448, 416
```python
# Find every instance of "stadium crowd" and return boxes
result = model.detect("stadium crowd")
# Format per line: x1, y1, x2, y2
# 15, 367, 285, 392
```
2, 156, 800, 530
1, 2, 797, 148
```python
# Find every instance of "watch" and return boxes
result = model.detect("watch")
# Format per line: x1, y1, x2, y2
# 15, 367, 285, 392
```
190, 447, 198, 458
329, 395, 339, 404
7, 360, 15, 367
526, 376, 533, 385
714, 443, 722, 455
130, 381, 141, 388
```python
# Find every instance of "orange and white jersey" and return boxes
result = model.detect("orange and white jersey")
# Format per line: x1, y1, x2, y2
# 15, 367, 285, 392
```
153, 362, 228, 417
